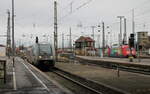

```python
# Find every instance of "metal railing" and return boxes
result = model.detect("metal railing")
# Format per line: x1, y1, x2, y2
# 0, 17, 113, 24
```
0, 60, 6, 84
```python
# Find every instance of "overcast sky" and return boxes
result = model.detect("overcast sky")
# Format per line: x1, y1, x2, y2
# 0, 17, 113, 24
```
0, 0, 150, 47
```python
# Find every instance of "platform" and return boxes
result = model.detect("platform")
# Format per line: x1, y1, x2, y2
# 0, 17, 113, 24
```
56, 62, 150, 94
0, 57, 72, 94
76, 56, 150, 69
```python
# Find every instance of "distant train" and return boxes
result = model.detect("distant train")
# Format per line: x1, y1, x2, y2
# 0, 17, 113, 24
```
26, 37, 55, 69
108, 45, 136, 58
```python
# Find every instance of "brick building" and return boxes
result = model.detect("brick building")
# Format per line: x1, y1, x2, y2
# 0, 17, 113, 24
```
75, 36, 95, 55
137, 31, 150, 55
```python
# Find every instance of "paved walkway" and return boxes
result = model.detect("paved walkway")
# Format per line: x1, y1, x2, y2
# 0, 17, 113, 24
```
0, 57, 72, 94
77, 56, 150, 66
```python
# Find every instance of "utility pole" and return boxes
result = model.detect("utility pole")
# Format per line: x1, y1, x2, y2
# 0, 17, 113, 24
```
123, 18, 127, 44
12, 0, 15, 56
132, 9, 135, 34
70, 1, 73, 13
69, 27, 72, 51
132, 9, 136, 48
117, 16, 124, 46
91, 26, 96, 56
102, 22, 105, 57
7, 10, 11, 57
12, 0, 15, 67
62, 33, 64, 51
54, 1, 58, 61
97, 34, 101, 57
91, 26, 96, 40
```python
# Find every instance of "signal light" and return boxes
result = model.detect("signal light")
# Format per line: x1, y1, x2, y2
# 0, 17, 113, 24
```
36, 36, 39, 43
129, 33, 134, 48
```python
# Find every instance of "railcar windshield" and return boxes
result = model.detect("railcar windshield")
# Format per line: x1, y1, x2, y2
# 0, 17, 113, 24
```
39, 44, 52, 55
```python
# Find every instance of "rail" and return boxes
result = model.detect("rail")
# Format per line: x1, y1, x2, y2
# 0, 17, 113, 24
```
53, 67, 128, 94
0, 60, 6, 84
77, 57, 150, 76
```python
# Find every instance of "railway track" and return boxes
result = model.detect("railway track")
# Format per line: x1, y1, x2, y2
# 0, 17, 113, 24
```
76, 59, 150, 76
52, 67, 128, 94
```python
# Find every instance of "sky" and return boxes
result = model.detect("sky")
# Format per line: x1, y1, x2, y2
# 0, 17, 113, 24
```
0, 0, 150, 47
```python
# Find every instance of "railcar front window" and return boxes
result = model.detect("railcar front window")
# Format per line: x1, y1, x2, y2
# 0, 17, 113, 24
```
39, 44, 52, 55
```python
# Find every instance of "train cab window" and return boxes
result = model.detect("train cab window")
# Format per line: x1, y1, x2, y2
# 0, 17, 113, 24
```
39, 44, 52, 55
32, 46, 36, 56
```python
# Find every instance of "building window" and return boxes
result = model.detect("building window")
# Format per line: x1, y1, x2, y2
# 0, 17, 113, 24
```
143, 33, 145, 37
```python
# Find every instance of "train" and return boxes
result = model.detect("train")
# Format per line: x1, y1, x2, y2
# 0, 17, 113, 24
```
108, 45, 136, 58
25, 37, 55, 69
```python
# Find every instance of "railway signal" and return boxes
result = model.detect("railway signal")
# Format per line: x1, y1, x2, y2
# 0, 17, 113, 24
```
129, 33, 135, 48
36, 36, 39, 43
128, 33, 135, 62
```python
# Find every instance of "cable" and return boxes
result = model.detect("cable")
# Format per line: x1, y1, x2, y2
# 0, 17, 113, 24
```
58, 0, 74, 11
76, 0, 93, 10
59, 0, 94, 23
134, 0, 150, 10
134, 8, 150, 17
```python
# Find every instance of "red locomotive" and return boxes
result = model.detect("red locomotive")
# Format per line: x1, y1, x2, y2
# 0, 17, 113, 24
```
108, 45, 136, 58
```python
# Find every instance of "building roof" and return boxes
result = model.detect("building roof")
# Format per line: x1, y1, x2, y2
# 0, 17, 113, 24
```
0, 44, 5, 47
75, 36, 95, 42
137, 31, 148, 33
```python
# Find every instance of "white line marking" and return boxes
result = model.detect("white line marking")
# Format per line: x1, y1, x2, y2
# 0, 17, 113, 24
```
20, 61, 50, 92
13, 67, 17, 90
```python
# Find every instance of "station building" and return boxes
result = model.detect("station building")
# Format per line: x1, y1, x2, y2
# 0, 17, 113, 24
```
137, 31, 150, 55
75, 36, 96, 56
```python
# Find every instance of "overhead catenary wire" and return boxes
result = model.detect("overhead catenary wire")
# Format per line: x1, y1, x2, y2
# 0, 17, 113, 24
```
59, 0, 150, 30
19, 0, 150, 31
58, 0, 94, 23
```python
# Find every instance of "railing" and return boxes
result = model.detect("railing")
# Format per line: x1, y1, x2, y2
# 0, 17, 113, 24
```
0, 60, 6, 84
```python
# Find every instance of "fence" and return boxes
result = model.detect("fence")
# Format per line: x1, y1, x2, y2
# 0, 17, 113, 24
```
0, 60, 6, 84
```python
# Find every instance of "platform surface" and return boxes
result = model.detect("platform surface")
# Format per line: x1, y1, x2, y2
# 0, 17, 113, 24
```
0, 57, 71, 94
77, 56, 150, 66
56, 62, 150, 94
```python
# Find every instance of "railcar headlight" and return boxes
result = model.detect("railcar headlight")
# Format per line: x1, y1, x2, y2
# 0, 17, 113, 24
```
39, 56, 42, 58
50, 56, 53, 58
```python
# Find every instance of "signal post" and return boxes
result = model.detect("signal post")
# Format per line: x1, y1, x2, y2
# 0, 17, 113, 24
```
129, 33, 135, 62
